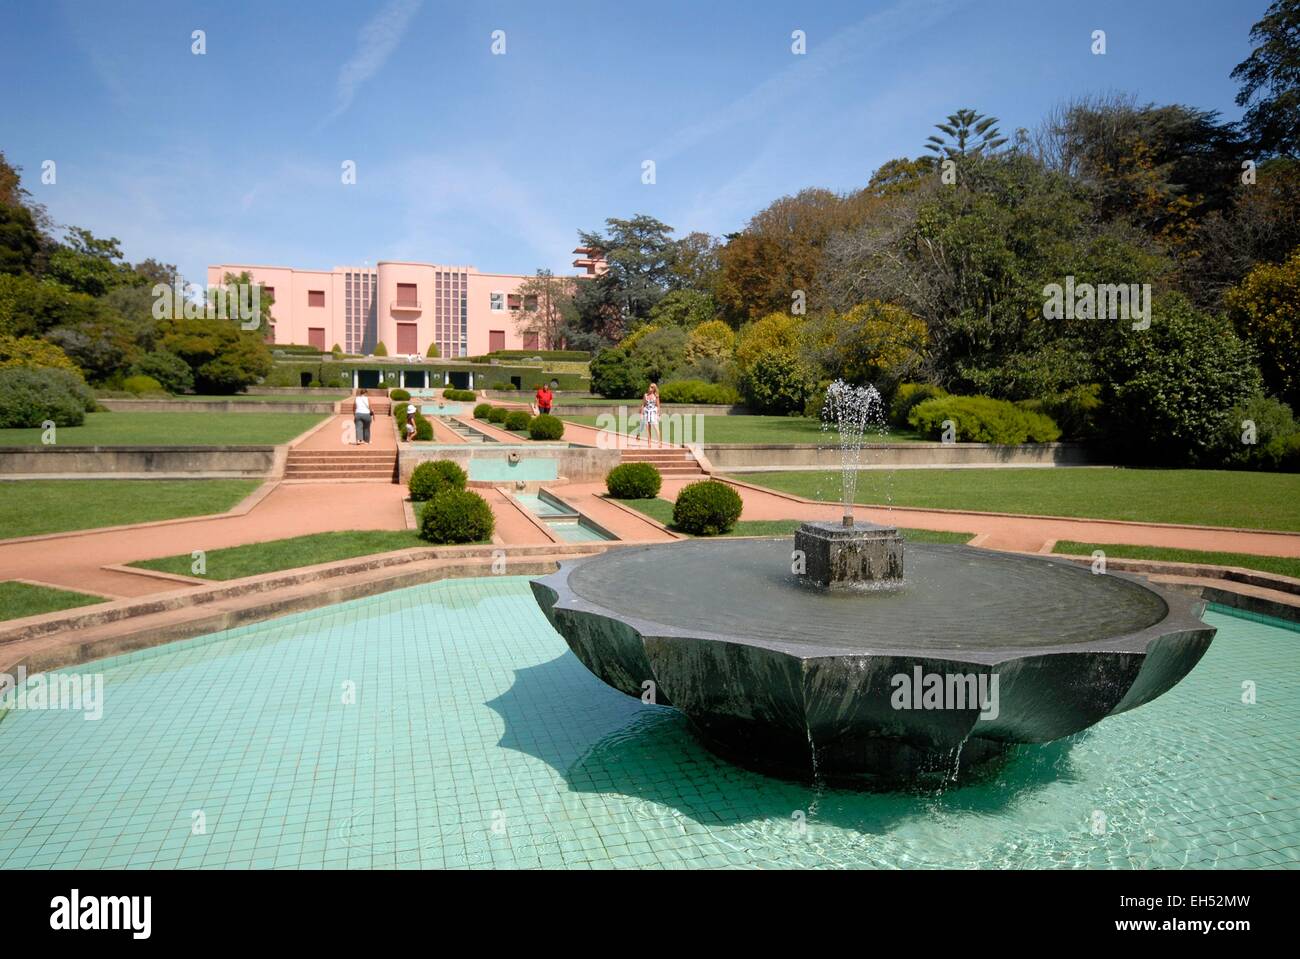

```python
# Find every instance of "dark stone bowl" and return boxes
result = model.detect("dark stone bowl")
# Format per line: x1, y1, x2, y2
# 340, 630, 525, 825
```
529, 539, 1216, 789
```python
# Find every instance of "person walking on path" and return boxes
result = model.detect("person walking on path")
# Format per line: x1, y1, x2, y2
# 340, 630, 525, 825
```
353, 390, 372, 445
535, 383, 554, 416
638, 382, 662, 448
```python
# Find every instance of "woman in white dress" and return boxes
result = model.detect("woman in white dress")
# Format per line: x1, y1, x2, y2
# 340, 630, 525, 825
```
639, 382, 661, 449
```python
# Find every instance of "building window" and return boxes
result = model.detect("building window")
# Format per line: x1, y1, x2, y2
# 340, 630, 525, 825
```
523, 294, 538, 311
507, 293, 522, 311
490, 291, 505, 312
396, 283, 417, 306
308, 289, 325, 307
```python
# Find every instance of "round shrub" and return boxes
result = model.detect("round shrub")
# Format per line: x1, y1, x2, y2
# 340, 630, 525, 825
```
0, 366, 92, 428
444, 388, 477, 401
408, 459, 467, 501
123, 374, 165, 395
487, 406, 509, 424
473, 403, 493, 419
528, 413, 565, 441
418, 489, 495, 544
504, 410, 532, 431
389, 388, 411, 402
659, 379, 741, 405
672, 480, 743, 535
605, 462, 662, 499
128, 351, 193, 394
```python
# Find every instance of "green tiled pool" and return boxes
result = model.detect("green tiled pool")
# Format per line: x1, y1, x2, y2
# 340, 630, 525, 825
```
0, 580, 1295, 869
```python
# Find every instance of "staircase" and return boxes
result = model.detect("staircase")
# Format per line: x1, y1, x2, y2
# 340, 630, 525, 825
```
444, 418, 494, 443
283, 447, 397, 483
340, 389, 392, 417
619, 446, 706, 478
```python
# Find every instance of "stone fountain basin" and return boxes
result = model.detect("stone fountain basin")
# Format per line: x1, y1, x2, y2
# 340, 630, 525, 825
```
529, 539, 1216, 786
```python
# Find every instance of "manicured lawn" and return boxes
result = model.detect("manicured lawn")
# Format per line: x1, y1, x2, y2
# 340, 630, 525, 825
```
156, 393, 347, 404
1052, 541, 1300, 580
130, 529, 427, 580
0, 580, 105, 621
563, 413, 923, 445
0, 411, 327, 446
0, 479, 260, 539
616, 496, 972, 542
737, 468, 1300, 532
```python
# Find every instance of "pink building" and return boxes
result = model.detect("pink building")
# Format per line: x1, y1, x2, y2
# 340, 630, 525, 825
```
205, 261, 558, 357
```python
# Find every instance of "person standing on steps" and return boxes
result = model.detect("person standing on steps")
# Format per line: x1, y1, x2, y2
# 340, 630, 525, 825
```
353, 390, 372, 445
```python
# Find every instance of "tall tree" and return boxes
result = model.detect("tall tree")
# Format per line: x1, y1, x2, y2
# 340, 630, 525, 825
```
1232, 0, 1300, 158
924, 109, 1008, 159
511, 269, 575, 349
571, 214, 677, 345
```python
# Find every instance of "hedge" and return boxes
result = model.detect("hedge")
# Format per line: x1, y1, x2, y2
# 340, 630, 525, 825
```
408, 459, 468, 501
908, 395, 1061, 444
605, 463, 662, 499
659, 380, 742, 405
418, 489, 495, 544
504, 410, 532, 431
413, 413, 433, 441
672, 480, 743, 535
473, 403, 493, 419
487, 407, 509, 424
444, 388, 477, 401
123, 374, 165, 395
390, 388, 411, 402
528, 413, 565, 440
890, 383, 948, 429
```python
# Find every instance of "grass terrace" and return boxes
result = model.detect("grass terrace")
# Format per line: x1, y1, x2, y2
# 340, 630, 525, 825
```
0, 479, 261, 539
0, 412, 327, 447
1052, 541, 1300, 580
738, 468, 1300, 532
130, 529, 430, 580
0, 580, 105, 621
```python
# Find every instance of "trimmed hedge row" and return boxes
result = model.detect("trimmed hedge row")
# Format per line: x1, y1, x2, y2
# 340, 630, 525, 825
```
444, 388, 477, 401
659, 379, 742, 405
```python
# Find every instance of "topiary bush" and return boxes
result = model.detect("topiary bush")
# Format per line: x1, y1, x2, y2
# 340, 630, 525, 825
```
504, 410, 532, 431
389, 388, 411, 402
418, 489, 495, 544
444, 388, 477, 401
909, 395, 1061, 444
0, 366, 95, 428
487, 406, 509, 424
672, 480, 743, 535
605, 462, 662, 499
408, 459, 468, 501
473, 403, 493, 419
528, 413, 565, 440
123, 374, 165, 395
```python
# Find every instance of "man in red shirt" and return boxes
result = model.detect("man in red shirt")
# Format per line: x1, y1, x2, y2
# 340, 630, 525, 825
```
535, 384, 554, 415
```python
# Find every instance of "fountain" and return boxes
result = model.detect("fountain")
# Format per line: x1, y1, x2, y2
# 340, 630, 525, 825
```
530, 380, 1216, 788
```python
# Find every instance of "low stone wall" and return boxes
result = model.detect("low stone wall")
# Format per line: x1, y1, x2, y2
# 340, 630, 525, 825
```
0, 445, 280, 478
99, 399, 337, 413
553, 403, 749, 417
703, 442, 1095, 471
398, 443, 619, 484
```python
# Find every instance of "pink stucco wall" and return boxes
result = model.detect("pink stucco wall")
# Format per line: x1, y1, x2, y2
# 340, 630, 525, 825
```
207, 262, 552, 357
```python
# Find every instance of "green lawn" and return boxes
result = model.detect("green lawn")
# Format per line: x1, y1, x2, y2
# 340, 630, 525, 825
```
152, 393, 347, 404
0, 580, 105, 621
563, 413, 922, 445
130, 529, 427, 580
1052, 541, 1300, 580
738, 468, 1300, 532
0, 479, 261, 539
0, 411, 327, 446
616, 496, 972, 542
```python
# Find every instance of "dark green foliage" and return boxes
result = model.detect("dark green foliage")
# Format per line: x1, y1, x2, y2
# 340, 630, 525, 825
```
487, 407, 509, 424
504, 410, 532, 431
740, 348, 813, 414
589, 348, 647, 398
408, 459, 467, 501
672, 480, 744, 535
658, 379, 741, 404
418, 489, 495, 544
605, 462, 662, 499
889, 383, 949, 429
473, 403, 493, 418
389, 388, 411, 402
128, 351, 193, 394
0, 366, 94, 427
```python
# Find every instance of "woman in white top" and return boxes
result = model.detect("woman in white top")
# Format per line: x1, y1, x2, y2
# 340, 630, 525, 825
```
353, 390, 372, 445
639, 382, 662, 448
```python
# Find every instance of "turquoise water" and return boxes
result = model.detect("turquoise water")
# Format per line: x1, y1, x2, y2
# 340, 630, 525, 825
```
548, 520, 614, 543
0, 581, 1294, 869
514, 492, 573, 518
469, 458, 557, 482
421, 404, 465, 416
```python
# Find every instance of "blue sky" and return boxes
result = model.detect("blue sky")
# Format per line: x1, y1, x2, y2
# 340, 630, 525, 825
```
0, 0, 1267, 285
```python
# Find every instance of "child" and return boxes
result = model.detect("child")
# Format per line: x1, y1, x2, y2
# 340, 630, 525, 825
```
404, 404, 417, 442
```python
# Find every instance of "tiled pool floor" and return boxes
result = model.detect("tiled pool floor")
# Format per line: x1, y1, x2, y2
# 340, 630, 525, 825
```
0, 577, 1295, 869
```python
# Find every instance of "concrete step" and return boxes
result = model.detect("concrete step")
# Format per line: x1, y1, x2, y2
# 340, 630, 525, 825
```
286, 453, 396, 462
284, 465, 395, 475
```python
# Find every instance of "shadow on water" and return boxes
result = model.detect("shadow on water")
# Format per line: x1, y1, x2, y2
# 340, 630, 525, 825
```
486, 651, 1088, 836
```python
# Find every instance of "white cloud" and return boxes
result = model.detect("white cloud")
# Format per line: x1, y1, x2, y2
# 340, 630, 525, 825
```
325, 0, 423, 125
